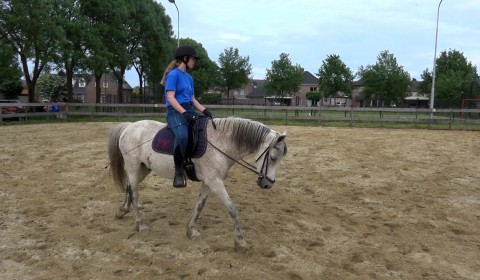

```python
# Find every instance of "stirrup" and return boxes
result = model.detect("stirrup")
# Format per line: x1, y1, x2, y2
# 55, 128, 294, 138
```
173, 171, 186, 188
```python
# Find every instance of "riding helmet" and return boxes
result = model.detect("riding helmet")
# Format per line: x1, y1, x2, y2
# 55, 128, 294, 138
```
174, 46, 199, 59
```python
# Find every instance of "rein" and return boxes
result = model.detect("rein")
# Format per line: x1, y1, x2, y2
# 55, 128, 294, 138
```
206, 136, 276, 184
206, 140, 257, 173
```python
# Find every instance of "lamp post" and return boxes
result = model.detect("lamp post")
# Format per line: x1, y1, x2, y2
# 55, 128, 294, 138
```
168, 0, 180, 47
430, 0, 444, 110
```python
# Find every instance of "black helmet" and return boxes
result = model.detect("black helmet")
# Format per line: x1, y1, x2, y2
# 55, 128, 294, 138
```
174, 46, 198, 59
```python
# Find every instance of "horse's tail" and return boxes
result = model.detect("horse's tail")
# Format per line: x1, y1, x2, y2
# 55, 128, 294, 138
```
108, 123, 130, 192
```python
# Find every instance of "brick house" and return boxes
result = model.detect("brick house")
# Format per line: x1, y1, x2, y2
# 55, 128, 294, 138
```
236, 72, 424, 107
225, 71, 319, 106
72, 73, 133, 103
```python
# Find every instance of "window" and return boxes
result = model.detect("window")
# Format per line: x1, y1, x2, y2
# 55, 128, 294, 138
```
102, 82, 108, 88
78, 78, 86, 87
76, 94, 85, 102
100, 94, 106, 104
234, 89, 244, 96
310, 87, 317, 92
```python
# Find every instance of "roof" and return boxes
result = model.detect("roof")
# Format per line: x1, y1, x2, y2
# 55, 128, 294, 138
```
246, 79, 267, 98
409, 80, 420, 92
302, 71, 318, 84
405, 96, 429, 100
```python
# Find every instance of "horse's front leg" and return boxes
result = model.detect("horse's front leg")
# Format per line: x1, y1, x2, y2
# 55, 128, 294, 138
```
211, 181, 248, 250
187, 182, 211, 239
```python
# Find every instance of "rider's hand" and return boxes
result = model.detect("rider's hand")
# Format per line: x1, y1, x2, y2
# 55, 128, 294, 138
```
202, 108, 213, 119
182, 111, 196, 123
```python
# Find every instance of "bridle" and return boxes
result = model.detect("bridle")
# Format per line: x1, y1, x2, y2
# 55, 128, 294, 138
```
254, 137, 277, 185
206, 135, 279, 185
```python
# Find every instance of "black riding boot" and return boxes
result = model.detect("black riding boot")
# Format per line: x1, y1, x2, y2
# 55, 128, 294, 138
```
173, 147, 186, 188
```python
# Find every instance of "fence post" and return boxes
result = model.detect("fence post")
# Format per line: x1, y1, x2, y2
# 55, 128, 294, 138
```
318, 107, 322, 125
428, 109, 433, 129
381, 110, 384, 128
64, 103, 68, 120
349, 108, 353, 127
449, 109, 453, 129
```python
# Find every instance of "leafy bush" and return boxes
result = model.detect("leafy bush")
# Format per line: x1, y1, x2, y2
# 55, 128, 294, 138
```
199, 93, 222, 104
306, 91, 321, 102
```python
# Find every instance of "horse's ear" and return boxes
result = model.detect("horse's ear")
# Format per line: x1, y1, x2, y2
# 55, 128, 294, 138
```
278, 131, 287, 142
277, 132, 287, 155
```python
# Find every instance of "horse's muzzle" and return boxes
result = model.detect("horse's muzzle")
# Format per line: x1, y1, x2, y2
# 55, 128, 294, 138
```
257, 175, 274, 189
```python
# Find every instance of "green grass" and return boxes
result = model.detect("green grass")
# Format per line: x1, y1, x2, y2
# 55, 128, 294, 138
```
2, 107, 479, 131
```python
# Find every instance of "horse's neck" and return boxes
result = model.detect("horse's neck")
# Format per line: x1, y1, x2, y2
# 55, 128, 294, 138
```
208, 124, 252, 160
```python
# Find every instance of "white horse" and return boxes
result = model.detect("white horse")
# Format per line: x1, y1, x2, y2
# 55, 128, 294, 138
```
107, 117, 287, 249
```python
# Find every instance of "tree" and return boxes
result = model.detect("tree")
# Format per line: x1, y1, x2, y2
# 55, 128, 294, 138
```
54, 0, 90, 102
217, 47, 252, 101
130, 0, 173, 100
306, 91, 321, 106
105, 0, 130, 103
0, 41, 23, 99
80, 0, 117, 104
35, 73, 67, 101
317, 54, 354, 104
357, 50, 411, 107
419, 49, 479, 108
180, 38, 218, 97
265, 53, 303, 98
418, 69, 432, 95
0, 0, 64, 103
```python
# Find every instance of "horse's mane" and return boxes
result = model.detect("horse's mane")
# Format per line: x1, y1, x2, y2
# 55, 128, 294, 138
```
214, 117, 270, 152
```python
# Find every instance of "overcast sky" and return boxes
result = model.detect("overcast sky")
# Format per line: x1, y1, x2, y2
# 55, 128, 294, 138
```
126, 0, 479, 87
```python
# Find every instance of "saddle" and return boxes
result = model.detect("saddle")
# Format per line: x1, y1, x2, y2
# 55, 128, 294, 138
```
152, 117, 209, 181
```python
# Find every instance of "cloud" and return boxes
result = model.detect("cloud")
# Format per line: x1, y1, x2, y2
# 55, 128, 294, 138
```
132, 0, 479, 86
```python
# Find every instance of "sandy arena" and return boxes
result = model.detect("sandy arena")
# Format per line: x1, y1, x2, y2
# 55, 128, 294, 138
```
1, 122, 479, 279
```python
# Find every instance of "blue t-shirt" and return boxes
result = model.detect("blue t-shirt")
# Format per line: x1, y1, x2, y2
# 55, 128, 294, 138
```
164, 68, 194, 107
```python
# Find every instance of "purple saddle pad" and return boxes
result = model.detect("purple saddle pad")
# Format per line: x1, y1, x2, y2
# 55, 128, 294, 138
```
152, 117, 208, 158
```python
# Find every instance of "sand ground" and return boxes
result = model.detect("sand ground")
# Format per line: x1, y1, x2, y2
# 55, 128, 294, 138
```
1, 122, 479, 280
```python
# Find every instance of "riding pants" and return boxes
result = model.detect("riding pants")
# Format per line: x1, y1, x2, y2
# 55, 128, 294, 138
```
166, 102, 197, 160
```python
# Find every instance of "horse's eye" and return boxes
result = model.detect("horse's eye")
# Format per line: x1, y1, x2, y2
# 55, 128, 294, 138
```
270, 147, 280, 161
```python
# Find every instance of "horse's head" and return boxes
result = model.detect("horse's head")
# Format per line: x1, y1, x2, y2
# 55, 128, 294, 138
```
255, 131, 288, 189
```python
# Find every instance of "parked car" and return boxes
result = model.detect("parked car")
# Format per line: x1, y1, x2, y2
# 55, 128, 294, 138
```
1, 99, 26, 120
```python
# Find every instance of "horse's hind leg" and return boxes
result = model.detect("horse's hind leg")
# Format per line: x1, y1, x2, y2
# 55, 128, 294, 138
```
129, 182, 144, 232
187, 182, 211, 239
115, 185, 132, 218
116, 165, 149, 232
115, 178, 143, 231
117, 182, 143, 231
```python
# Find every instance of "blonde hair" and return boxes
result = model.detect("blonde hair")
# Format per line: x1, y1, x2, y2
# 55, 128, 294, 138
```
160, 60, 180, 85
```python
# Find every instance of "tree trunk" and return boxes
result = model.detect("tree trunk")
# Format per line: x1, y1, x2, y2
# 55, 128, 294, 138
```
65, 65, 74, 102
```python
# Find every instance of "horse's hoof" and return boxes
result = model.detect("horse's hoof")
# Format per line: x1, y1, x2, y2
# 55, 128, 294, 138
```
115, 207, 129, 219
234, 239, 248, 251
115, 211, 126, 219
134, 223, 146, 232
187, 228, 201, 239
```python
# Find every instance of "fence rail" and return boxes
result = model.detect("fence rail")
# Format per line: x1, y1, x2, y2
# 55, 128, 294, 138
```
2, 102, 480, 129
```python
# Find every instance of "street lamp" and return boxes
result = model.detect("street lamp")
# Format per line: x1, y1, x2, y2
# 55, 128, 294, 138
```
430, 0, 444, 110
168, 0, 180, 47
